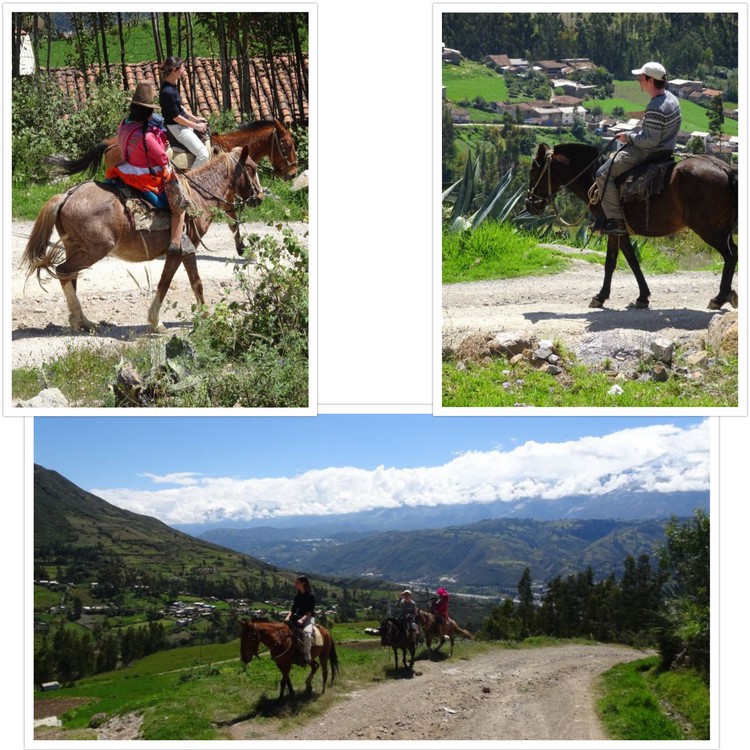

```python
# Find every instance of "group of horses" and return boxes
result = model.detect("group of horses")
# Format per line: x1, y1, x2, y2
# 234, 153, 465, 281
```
379, 609, 473, 670
22, 119, 298, 334
238, 610, 473, 702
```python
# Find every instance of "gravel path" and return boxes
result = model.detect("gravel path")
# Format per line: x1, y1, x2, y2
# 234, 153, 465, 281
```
231, 643, 648, 742
10, 219, 307, 371
443, 249, 734, 355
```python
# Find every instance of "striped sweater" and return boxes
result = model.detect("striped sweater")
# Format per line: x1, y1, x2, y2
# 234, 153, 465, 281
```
628, 90, 682, 152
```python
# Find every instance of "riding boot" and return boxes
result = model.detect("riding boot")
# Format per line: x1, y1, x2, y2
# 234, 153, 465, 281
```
600, 218, 628, 235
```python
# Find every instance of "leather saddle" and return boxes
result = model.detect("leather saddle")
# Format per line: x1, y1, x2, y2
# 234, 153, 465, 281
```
616, 150, 676, 204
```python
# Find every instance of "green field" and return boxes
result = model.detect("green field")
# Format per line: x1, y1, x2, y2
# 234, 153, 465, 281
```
443, 59, 509, 103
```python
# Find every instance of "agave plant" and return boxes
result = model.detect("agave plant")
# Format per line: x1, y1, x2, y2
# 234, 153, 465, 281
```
443, 149, 526, 232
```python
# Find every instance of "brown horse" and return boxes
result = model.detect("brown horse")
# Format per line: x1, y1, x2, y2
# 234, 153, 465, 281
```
415, 609, 473, 657
525, 143, 738, 311
379, 618, 417, 670
45, 119, 297, 255
239, 619, 339, 702
22, 146, 263, 333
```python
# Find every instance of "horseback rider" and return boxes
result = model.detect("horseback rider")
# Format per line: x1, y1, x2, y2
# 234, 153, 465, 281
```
594, 61, 681, 235
159, 56, 210, 170
431, 587, 450, 636
104, 81, 190, 256
284, 575, 316, 666
395, 589, 418, 636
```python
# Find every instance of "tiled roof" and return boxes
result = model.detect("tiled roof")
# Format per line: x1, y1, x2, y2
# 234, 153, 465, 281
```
45, 56, 308, 125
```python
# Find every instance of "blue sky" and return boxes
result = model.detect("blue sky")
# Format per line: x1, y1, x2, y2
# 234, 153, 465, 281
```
34, 416, 709, 525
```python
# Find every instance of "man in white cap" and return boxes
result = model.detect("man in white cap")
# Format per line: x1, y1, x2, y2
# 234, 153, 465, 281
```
594, 61, 682, 235
396, 589, 418, 635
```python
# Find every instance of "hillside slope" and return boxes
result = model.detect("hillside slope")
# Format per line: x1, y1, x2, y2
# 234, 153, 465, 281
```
34, 464, 280, 587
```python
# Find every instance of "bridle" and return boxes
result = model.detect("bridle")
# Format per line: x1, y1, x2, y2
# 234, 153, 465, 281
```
180, 152, 263, 210
269, 124, 298, 175
243, 622, 295, 662
526, 146, 608, 226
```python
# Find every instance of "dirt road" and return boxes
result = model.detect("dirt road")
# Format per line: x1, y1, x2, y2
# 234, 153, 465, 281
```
232, 643, 647, 742
10, 219, 307, 371
443, 248, 733, 355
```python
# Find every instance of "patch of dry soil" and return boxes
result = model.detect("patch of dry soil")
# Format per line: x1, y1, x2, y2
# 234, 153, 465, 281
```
231, 643, 648, 742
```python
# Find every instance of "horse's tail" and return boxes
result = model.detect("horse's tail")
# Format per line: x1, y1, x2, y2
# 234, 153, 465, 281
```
45, 141, 109, 178
22, 193, 68, 281
729, 167, 738, 236
451, 620, 474, 640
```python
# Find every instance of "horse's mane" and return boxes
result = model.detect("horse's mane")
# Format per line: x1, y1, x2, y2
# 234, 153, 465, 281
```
235, 119, 280, 132
554, 142, 600, 160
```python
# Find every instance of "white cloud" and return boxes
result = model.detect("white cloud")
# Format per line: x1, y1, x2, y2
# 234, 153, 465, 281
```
92, 421, 710, 525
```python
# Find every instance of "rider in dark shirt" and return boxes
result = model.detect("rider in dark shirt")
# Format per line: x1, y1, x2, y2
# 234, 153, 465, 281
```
285, 575, 316, 664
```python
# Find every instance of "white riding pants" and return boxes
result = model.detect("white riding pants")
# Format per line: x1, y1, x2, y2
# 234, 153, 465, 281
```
167, 124, 209, 170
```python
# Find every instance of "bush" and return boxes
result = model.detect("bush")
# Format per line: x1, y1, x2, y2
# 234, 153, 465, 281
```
13, 74, 126, 184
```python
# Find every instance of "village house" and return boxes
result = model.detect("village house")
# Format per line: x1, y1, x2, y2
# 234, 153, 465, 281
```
558, 105, 588, 125
551, 79, 597, 98
688, 88, 724, 105
485, 53, 511, 69
442, 43, 462, 65
450, 108, 471, 124
667, 79, 704, 98
534, 60, 567, 77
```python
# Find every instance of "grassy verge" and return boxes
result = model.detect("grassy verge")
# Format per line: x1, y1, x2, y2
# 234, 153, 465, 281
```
443, 223, 570, 283
442, 59, 509, 103
597, 656, 709, 740
442, 352, 738, 408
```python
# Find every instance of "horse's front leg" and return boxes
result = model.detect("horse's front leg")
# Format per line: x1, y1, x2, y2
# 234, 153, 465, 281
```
589, 236, 620, 308
148, 254, 184, 333
226, 207, 245, 257
180, 251, 205, 308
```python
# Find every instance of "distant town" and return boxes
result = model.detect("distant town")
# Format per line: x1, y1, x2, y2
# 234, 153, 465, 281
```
443, 46, 739, 158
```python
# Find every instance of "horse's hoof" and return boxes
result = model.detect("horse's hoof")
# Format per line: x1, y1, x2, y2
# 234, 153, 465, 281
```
149, 322, 168, 334
627, 299, 649, 310
588, 297, 604, 309
729, 291, 739, 309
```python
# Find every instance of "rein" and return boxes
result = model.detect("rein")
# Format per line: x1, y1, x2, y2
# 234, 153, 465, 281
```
179, 153, 261, 209
270, 124, 298, 172
527, 142, 614, 226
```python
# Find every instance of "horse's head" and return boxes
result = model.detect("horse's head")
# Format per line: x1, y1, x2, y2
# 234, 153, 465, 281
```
269, 121, 298, 180
233, 146, 265, 208
239, 620, 260, 663
525, 143, 556, 215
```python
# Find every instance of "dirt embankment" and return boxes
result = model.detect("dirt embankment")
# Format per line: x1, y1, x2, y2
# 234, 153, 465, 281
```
232, 643, 647, 742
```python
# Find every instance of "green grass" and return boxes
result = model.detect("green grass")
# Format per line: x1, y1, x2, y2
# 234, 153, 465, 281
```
443, 222, 570, 283
597, 656, 709, 740
442, 59, 509, 103
442, 351, 738, 408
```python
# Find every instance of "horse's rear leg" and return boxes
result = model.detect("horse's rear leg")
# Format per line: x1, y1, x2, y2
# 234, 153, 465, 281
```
148, 255, 185, 333
618, 236, 651, 308
305, 660, 319, 693
698, 229, 738, 309
59, 275, 98, 332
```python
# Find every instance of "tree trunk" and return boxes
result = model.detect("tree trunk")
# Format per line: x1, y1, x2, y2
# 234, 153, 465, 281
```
151, 13, 163, 66
163, 12, 173, 58
117, 13, 128, 90
290, 13, 308, 124
46, 12, 53, 73
98, 13, 111, 80
217, 13, 232, 111
11, 13, 21, 78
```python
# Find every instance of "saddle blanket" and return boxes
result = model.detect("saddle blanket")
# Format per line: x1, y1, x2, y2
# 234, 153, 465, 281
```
312, 626, 324, 647
101, 180, 171, 232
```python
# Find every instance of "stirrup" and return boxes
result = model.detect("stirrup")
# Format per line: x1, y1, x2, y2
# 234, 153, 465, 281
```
587, 183, 601, 205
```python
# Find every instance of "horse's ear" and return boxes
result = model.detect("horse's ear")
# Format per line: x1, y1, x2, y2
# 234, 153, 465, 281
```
240, 145, 250, 165
535, 144, 550, 161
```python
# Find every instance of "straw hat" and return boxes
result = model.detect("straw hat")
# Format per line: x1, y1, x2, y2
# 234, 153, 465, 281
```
129, 81, 160, 109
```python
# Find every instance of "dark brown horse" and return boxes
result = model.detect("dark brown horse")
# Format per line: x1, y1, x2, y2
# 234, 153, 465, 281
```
415, 609, 473, 657
45, 119, 297, 255
22, 146, 263, 333
525, 143, 738, 311
379, 618, 417, 670
239, 619, 339, 702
